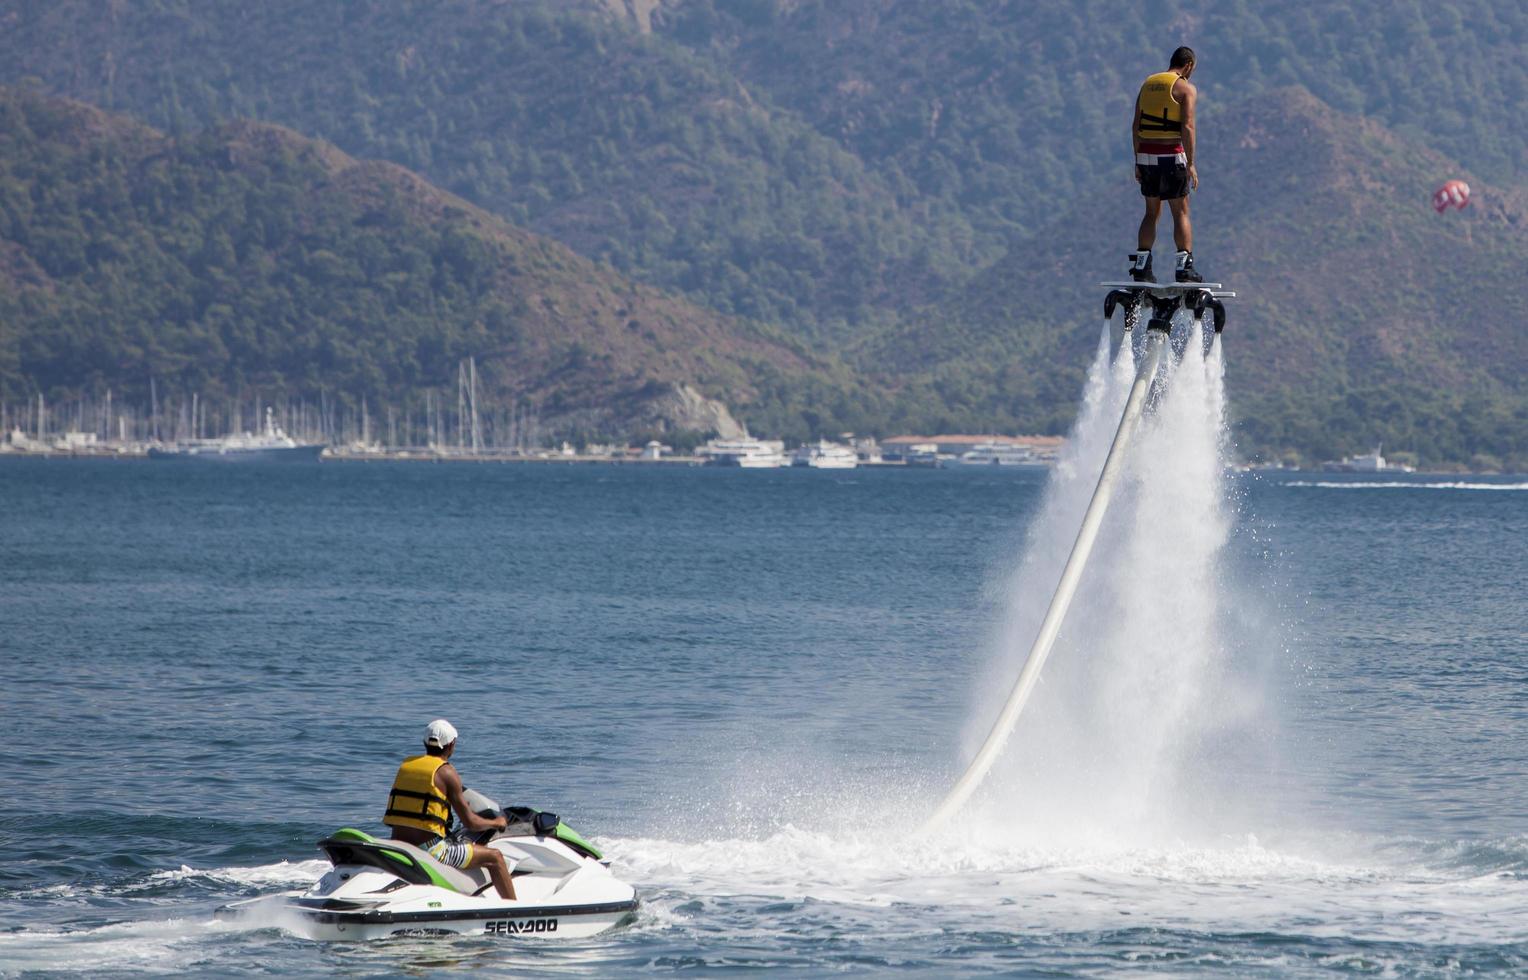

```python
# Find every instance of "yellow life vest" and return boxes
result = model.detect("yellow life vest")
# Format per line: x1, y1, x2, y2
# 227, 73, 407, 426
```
383, 754, 453, 835
1136, 71, 1184, 143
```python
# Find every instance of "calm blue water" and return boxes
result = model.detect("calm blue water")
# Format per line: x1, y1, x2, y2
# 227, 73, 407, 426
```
1, 459, 1524, 976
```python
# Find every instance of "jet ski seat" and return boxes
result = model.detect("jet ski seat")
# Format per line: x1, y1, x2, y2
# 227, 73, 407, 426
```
319, 829, 485, 895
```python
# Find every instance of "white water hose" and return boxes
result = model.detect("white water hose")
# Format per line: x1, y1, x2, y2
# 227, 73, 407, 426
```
924, 327, 1169, 831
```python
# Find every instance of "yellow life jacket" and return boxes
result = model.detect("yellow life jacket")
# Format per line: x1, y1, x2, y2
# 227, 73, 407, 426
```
383, 754, 453, 836
1136, 71, 1184, 143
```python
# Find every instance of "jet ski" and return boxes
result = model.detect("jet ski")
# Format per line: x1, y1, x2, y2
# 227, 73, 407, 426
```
222, 790, 638, 940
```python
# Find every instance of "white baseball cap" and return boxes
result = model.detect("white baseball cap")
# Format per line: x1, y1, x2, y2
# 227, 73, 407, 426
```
423, 718, 458, 748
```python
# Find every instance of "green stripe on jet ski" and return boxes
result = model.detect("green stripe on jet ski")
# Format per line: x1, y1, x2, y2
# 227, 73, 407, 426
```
554, 823, 602, 861
378, 846, 459, 892
331, 828, 377, 844
323, 828, 462, 893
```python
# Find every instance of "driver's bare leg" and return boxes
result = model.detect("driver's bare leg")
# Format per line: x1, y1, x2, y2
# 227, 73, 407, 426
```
466, 844, 516, 900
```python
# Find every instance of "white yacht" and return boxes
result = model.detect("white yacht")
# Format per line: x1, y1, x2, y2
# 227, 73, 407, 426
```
701, 437, 787, 468
957, 442, 1041, 467
1326, 445, 1415, 473
1345, 448, 1387, 472
791, 440, 858, 469
148, 408, 324, 461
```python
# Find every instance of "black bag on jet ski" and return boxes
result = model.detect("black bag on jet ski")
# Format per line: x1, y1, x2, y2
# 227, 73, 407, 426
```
501, 805, 603, 860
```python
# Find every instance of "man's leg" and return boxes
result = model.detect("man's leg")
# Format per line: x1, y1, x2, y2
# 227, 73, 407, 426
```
1167, 196, 1192, 252
466, 844, 516, 900
1137, 198, 1162, 250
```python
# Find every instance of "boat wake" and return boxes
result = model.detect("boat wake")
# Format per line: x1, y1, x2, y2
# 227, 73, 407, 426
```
4, 821, 1524, 975
0, 861, 324, 976
8, 859, 327, 902
1283, 480, 1528, 491
605, 821, 1528, 951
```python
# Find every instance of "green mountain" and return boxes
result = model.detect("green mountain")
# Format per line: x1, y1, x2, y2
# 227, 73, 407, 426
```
0, 0, 970, 337
0, 87, 870, 443
0, 1, 1523, 462
642, 0, 1525, 226
24, 0, 1519, 342
866, 88, 1528, 467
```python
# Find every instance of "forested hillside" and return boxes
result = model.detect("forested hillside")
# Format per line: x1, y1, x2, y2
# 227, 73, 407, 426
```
643, 0, 1525, 245
0, 87, 872, 442
0, 0, 969, 337
12, 0, 1519, 343
0, 0, 1523, 463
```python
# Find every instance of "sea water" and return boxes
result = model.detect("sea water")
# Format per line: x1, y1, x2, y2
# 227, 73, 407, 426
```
1, 408, 1525, 973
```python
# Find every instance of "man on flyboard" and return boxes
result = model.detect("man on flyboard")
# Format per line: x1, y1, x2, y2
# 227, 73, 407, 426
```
1128, 47, 1204, 284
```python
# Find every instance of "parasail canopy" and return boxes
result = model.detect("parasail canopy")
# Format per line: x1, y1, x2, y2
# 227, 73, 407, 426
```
1432, 179, 1470, 213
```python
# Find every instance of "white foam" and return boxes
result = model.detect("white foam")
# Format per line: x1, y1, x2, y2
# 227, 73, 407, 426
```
605, 823, 1528, 947
143, 858, 328, 889
11, 859, 326, 900
0, 914, 258, 975
0, 861, 332, 973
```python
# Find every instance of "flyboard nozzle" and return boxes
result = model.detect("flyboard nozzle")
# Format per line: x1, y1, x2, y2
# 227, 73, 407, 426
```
1105, 288, 1136, 360
1206, 297, 1227, 334
1104, 288, 1136, 323
1146, 295, 1179, 333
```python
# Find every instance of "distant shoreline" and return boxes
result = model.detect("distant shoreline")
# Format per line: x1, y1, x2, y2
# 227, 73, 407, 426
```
1, 448, 1517, 477
0, 447, 908, 468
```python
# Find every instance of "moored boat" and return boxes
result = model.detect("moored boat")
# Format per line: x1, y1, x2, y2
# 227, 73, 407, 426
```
791, 440, 858, 469
957, 442, 1043, 467
700, 438, 787, 468
148, 408, 324, 461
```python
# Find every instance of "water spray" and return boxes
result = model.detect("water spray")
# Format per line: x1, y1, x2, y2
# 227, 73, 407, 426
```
925, 283, 1233, 831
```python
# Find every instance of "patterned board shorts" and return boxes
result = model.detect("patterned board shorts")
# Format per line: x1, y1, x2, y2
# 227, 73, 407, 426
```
420, 836, 473, 869
1137, 152, 1190, 200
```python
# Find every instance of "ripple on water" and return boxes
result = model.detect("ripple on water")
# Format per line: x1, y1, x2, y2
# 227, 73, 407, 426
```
0, 459, 1524, 974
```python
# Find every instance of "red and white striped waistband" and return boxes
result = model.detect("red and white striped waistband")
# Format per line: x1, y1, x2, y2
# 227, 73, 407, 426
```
1136, 141, 1184, 165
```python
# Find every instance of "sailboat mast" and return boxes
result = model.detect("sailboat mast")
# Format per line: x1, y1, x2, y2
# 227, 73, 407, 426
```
469, 356, 481, 453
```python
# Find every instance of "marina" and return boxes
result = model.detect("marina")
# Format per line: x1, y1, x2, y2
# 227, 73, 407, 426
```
0, 423, 1066, 470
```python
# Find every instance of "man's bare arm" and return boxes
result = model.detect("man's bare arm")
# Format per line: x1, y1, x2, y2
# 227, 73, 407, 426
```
1131, 94, 1142, 182
1178, 80, 1198, 189
437, 764, 508, 833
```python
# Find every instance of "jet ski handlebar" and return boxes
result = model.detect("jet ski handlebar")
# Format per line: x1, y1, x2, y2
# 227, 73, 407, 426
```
455, 788, 569, 845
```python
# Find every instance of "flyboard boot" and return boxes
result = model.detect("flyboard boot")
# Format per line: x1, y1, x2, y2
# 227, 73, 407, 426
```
1174, 250, 1204, 283
1128, 250, 1154, 283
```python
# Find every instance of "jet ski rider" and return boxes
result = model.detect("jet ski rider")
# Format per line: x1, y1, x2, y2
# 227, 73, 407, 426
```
384, 718, 516, 900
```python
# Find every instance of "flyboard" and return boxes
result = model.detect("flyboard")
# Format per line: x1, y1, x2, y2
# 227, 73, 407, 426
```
923, 277, 1236, 832
1098, 281, 1235, 358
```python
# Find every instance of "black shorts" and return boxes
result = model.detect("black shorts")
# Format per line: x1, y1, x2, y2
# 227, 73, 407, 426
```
1138, 159, 1189, 200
